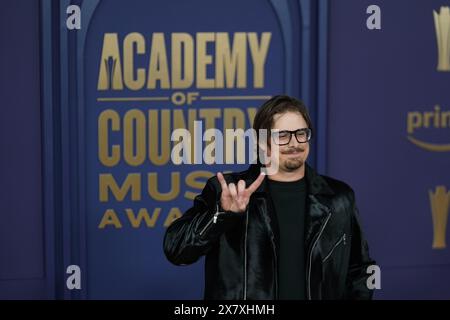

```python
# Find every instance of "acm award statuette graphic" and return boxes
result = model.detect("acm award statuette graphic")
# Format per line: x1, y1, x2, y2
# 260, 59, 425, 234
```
434, 6, 450, 72
429, 186, 450, 249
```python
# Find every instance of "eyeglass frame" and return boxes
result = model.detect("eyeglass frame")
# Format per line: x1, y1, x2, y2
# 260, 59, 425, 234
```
270, 128, 312, 145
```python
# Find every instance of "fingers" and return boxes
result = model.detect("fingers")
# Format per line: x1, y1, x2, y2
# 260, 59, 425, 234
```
237, 180, 246, 197
247, 172, 266, 194
228, 182, 237, 199
217, 172, 229, 196
217, 172, 263, 212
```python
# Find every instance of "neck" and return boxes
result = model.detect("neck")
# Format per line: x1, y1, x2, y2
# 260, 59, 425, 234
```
267, 165, 305, 182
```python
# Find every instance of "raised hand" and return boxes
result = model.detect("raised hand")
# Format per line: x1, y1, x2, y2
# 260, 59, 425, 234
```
216, 172, 266, 213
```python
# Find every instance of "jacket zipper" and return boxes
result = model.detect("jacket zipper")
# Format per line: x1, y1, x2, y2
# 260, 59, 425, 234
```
273, 236, 278, 299
307, 210, 332, 300
322, 233, 346, 263
199, 204, 221, 236
243, 207, 249, 300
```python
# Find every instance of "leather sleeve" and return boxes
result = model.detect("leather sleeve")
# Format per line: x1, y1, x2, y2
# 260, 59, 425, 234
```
345, 190, 377, 299
163, 178, 244, 266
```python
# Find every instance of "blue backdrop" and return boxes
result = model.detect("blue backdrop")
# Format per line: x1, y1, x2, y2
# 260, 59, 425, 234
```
0, 0, 449, 299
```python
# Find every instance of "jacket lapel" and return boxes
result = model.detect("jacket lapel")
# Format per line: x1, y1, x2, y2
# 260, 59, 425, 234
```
304, 163, 334, 252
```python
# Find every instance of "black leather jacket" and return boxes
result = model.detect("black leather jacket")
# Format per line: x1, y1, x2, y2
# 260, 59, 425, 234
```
164, 163, 375, 300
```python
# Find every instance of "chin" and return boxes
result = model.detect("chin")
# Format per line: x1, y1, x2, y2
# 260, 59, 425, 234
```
283, 159, 304, 171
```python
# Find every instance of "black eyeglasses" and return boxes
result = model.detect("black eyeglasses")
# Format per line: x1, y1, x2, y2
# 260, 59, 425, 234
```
271, 128, 312, 145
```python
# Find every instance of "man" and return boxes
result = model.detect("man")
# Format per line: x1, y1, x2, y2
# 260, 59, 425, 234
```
163, 95, 375, 300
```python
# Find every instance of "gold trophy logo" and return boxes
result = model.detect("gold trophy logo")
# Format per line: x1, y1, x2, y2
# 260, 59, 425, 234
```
433, 6, 450, 72
429, 186, 450, 249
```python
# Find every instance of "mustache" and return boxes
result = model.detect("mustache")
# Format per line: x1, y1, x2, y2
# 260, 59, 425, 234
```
281, 147, 304, 154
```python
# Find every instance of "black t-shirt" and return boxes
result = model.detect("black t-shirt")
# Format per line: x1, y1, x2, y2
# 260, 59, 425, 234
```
267, 177, 307, 300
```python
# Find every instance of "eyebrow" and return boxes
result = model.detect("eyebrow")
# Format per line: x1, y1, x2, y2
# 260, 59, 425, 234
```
272, 128, 308, 132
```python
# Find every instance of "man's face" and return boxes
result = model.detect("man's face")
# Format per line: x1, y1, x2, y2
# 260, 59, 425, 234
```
267, 111, 310, 173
